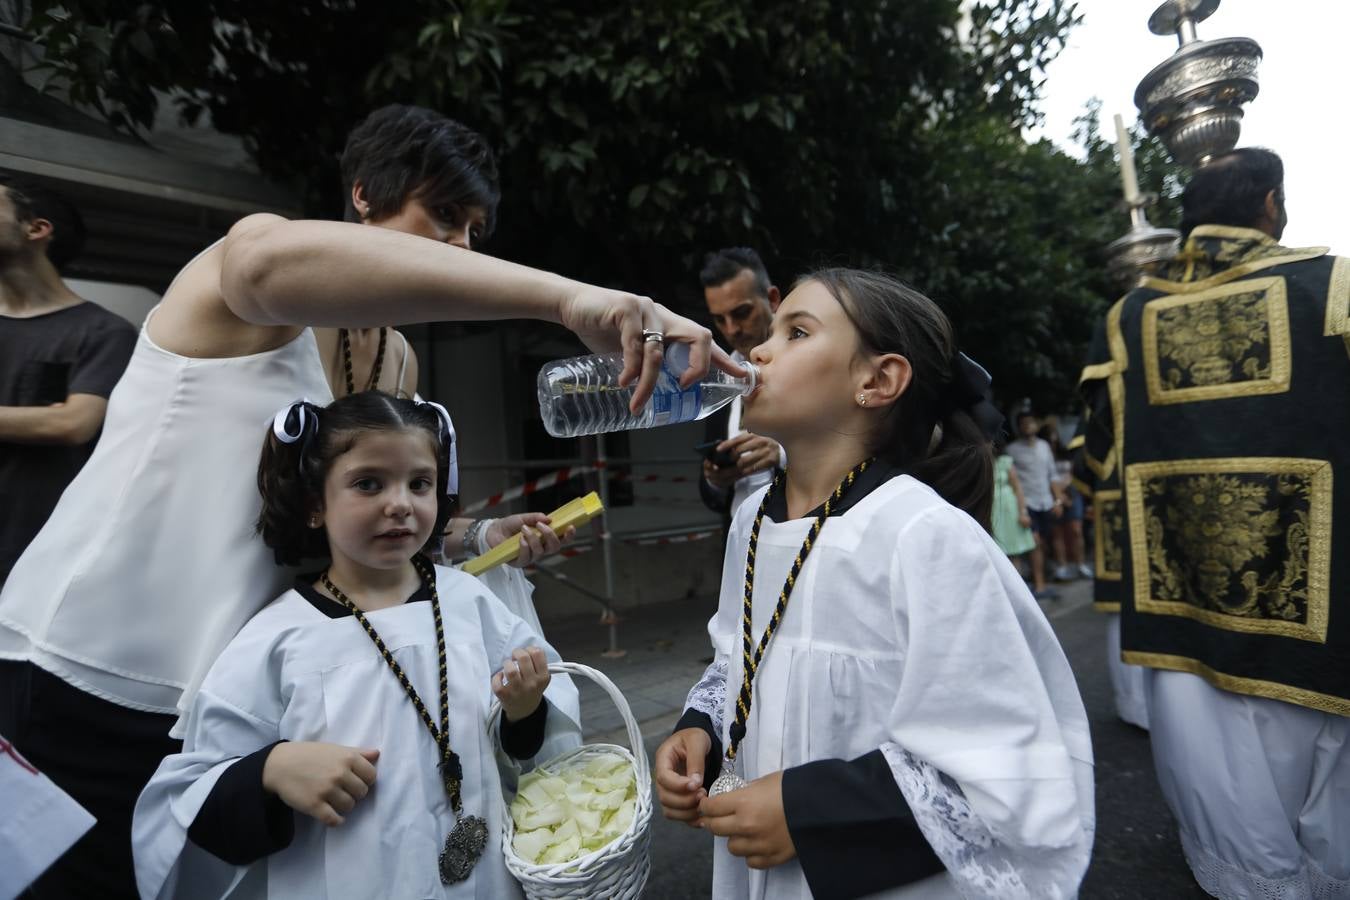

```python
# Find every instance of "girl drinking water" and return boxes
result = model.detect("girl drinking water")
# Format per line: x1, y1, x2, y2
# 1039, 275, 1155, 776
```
655, 269, 1094, 899
132, 392, 579, 899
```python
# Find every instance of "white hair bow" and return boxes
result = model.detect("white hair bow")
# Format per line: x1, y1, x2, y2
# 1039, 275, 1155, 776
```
416, 398, 459, 496
271, 398, 313, 444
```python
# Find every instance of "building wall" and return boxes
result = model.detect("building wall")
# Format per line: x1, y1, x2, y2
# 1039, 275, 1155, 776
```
67, 279, 159, 326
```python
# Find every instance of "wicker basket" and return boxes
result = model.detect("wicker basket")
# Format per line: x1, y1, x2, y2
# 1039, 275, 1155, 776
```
489, 661, 653, 899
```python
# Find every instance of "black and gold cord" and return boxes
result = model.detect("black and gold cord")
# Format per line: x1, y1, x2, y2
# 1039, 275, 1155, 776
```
726, 458, 871, 762
320, 555, 465, 811
338, 326, 389, 396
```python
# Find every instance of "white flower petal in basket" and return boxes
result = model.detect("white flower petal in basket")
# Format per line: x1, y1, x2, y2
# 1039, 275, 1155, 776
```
487, 661, 653, 899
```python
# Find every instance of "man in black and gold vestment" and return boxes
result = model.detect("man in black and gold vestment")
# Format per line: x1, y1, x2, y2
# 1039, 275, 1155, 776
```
1074, 148, 1348, 898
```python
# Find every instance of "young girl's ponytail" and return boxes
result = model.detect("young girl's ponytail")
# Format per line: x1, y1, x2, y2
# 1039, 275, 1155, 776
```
911, 406, 995, 530
806, 269, 997, 528
257, 400, 328, 565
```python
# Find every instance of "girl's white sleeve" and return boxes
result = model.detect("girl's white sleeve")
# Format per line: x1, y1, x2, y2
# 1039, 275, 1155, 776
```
132, 628, 286, 900
471, 574, 582, 766
132, 697, 279, 900
883, 506, 1094, 899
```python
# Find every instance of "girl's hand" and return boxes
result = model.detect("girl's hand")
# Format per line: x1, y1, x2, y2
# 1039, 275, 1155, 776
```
485, 513, 576, 568
1018, 511, 1032, 528
261, 741, 379, 827
698, 770, 797, 869
654, 728, 712, 827
493, 646, 550, 722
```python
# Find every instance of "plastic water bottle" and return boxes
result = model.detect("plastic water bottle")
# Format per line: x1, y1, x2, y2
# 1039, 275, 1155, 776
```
538, 343, 758, 438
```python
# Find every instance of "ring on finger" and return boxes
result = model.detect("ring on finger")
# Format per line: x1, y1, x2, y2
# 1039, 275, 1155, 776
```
642, 329, 665, 345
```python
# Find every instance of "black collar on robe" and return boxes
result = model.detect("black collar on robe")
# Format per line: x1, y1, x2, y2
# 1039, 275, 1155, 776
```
294, 573, 432, 619
762, 459, 906, 523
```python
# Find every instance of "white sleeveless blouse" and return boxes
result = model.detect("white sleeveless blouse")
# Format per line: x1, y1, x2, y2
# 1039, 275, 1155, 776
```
0, 309, 332, 733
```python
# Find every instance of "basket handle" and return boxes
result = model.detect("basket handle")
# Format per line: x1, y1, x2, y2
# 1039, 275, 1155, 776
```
486, 661, 651, 789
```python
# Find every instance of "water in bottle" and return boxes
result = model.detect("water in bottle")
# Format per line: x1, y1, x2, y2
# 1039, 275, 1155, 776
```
537, 343, 757, 438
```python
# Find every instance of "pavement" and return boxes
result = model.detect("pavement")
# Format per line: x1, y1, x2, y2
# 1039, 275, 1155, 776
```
540, 593, 715, 746
541, 577, 1210, 899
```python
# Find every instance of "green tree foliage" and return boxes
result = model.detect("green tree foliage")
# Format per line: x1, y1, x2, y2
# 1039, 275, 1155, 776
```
23, 0, 1184, 410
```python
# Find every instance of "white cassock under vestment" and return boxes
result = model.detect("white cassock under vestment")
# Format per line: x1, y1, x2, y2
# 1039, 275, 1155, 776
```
689, 474, 1094, 900
132, 565, 580, 900
1145, 669, 1349, 899
1104, 613, 1149, 730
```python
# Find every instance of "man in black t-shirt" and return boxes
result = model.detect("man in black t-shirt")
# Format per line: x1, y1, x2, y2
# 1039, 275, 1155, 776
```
0, 175, 136, 585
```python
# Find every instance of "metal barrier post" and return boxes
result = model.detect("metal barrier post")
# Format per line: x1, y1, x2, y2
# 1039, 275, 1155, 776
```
595, 434, 625, 658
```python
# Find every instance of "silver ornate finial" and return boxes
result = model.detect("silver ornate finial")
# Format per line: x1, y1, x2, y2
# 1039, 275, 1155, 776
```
1106, 113, 1180, 288
1147, 0, 1219, 47
1135, 0, 1261, 168
1106, 211, 1181, 288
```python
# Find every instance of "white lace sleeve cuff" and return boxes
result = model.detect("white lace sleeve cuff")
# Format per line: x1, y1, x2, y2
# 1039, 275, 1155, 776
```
684, 658, 728, 739
882, 744, 1048, 900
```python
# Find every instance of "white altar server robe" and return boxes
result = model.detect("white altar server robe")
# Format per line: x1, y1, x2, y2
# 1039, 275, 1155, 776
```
133, 566, 580, 900
708, 475, 1094, 899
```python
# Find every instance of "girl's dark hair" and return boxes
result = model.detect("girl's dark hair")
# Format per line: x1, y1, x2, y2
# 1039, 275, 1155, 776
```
804, 268, 994, 528
256, 392, 458, 565
340, 104, 500, 237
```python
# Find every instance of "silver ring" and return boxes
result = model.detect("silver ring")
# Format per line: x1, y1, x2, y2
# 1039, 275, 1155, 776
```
642, 330, 664, 344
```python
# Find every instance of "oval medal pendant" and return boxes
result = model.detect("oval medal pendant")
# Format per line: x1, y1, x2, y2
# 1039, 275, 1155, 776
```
708, 757, 746, 797
438, 814, 488, 884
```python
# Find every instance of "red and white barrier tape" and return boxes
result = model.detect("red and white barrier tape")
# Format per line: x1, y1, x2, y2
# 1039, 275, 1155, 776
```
522, 526, 721, 571
615, 472, 694, 485
461, 464, 698, 513
630, 529, 720, 546
628, 495, 706, 506
533, 544, 597, 568
460, 464, 600, 513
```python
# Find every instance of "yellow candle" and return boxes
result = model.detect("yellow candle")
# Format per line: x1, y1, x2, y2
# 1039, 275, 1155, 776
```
460, 492, 605, 576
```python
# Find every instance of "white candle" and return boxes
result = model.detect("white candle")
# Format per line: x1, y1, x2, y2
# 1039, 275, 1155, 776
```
1114, 113, 1142, 204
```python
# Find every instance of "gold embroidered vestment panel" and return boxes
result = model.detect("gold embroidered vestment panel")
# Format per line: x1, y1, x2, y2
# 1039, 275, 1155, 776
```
1071, 227, 1350, 715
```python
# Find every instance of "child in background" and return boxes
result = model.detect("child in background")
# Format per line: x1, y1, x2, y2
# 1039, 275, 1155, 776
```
1009, 410, 1065, 599
1040, 421, 1091, 581
992, 435, 1037, 564
654, 270, 1093, 899
133, 392, 579, 899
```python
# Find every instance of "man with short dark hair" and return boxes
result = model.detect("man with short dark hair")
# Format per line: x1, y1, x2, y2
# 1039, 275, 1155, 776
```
0, 175, 135, 586
1074, 147, 1349, 896
697, 248, 784, 520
